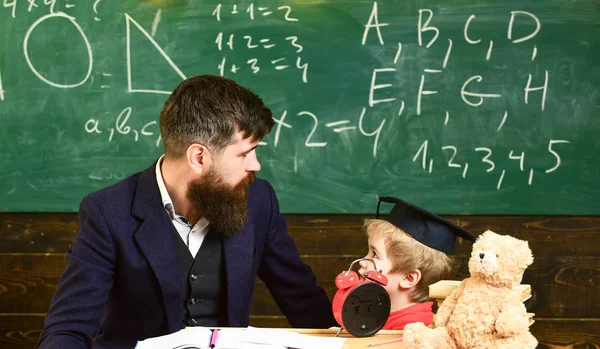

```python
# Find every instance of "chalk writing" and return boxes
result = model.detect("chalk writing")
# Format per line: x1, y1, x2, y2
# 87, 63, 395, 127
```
299, 111, 327, 147
4, 0, 16, 18
508, 11, 540, 43
2, 0, 56, 18
217, 53, 308, 81
212, 3, 298, 22
125, 13, 186, 95
151, 9, 161, 36
84, 107, 161, 146
272, 110, 291, 147
1, 0, 591, 214
498, 111, 508, 131
89, 168, 125, 181
264, 107, 386, 158
411, 140, 569, 187
215, 32, 233, 50
508, 150, 525, 171
497, 169, 506, 190
24, 12, 93, 88
369, 68, 397, 106
92, 0, 101, 20
362, 2, 387, 45
464, 15, 481, 44
358, 107, 386, 157
545, 140, 570, 173
0, 67, 4, 101
442, 146, 461, 168
286, 36, 303, 53
524, 71, 548, 111
418, 9, 438, 48
461, 76, 502, 107
212, 6, 308, 82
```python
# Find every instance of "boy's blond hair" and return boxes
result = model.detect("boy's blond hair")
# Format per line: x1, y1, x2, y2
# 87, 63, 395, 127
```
364, 219, 456, 303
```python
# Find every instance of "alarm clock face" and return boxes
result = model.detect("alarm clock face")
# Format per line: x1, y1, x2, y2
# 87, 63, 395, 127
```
340, 282, 391, 337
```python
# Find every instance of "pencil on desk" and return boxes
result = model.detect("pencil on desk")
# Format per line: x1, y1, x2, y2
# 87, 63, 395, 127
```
368, 337, 403, 347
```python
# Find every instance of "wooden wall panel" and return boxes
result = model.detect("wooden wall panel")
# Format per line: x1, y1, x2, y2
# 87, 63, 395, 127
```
0, 254, 62, 314
286, 215, 600, 257
0, 315, 44, 349
2, 214, 599, 256
2, 253, 598, 318
0, 213, 77, 253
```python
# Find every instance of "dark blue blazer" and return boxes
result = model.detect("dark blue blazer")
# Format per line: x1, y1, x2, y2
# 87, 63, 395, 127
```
37, 163, 336, 349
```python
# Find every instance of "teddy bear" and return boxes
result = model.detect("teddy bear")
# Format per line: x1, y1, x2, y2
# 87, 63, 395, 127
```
402, 230, 537, 349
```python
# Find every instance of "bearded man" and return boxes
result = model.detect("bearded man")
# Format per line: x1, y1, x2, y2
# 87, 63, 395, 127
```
37, 75, 336, 349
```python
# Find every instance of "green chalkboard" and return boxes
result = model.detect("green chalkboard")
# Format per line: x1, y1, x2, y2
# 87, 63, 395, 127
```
0, 0, 599, 214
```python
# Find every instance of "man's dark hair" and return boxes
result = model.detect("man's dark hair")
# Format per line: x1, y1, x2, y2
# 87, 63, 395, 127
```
159, 75, 274, 157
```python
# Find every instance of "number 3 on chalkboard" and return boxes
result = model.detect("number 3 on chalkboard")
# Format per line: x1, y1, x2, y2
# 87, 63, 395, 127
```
475, 147, 495, 173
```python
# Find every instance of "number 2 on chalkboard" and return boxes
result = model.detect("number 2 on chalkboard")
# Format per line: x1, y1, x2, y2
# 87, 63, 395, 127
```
442, 146, 461, 168
298, 111, 326, 147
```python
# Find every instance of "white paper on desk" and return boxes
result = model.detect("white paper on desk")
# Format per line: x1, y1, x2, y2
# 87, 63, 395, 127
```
135, 327, 286, 349
241, 327, 346, 349
214, 329, 286, 349
134, 327, 212, 349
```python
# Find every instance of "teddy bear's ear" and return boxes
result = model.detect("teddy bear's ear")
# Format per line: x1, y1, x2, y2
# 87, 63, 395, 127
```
519, 240, 534, 267
478, 230, 496, 241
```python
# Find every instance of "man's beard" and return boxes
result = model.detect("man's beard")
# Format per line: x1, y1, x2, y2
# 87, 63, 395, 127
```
187, 169, 256, 236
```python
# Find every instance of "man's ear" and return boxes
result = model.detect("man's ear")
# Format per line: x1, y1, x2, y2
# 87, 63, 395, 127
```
399, 270, 422, 289
186, 143, 210, 175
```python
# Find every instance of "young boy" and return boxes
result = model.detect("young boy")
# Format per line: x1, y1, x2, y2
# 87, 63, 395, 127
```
359, 196, 476, 330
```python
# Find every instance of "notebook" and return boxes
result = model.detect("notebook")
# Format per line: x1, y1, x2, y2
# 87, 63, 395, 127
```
134, 327, 286, 349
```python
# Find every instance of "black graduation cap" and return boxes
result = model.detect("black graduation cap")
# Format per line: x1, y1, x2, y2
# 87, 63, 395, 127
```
376, 196, 476, 254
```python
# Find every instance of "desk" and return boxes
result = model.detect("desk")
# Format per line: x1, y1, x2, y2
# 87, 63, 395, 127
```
210, 327, 405, 349
286, 329, 405, 349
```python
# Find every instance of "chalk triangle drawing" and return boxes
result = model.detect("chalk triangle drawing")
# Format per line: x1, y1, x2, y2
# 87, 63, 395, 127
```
125, 13, 187, 95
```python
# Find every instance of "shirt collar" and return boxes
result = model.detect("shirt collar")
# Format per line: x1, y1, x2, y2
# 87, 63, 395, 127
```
155, 155, 210, 230
155, 155, 176, 217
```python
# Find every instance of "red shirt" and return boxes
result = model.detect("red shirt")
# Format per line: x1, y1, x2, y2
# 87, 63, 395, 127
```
381, 302, 434, 330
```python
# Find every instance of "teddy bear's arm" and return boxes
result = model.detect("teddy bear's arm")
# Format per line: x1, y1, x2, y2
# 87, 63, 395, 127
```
495, 295, 530, 337
434, 279, 467, 327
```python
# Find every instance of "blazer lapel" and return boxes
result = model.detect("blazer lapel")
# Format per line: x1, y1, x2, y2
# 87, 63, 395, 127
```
132, 163, 182, 333
223, 217, 255, 325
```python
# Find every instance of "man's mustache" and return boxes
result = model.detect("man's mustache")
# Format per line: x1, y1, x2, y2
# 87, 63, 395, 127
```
240, 172, 256, 188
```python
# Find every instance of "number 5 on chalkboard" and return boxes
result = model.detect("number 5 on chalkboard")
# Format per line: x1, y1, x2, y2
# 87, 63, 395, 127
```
546, 140, 570, 173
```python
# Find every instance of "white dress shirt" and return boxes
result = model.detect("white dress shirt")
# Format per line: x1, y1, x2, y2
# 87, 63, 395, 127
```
155, 155, 209, 258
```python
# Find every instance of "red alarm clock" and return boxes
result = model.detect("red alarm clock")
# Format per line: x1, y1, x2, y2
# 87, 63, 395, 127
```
332, 258, 391, 337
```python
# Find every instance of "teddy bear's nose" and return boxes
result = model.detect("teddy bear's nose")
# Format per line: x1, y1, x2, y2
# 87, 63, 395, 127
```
479, 252, 485, 259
